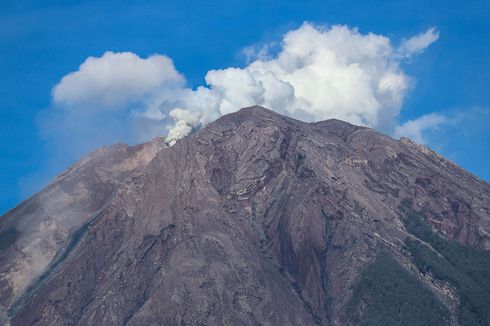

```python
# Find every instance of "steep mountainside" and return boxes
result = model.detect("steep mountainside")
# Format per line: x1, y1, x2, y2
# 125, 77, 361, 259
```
1, 106, 489, 325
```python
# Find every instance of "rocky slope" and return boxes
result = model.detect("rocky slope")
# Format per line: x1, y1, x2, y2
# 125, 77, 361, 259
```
1, 106, 489, 325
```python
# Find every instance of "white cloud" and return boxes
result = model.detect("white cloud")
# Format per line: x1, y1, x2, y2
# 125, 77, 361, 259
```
47, 23, 441, 152
158, 24, 440, 141
52, 51, 184, 108
398, 27, 439, 58
394, 113, 447, 144
241, 42, 276, 63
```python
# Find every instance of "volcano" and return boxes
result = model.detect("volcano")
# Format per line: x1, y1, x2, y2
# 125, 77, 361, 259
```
1, 106, 490, 325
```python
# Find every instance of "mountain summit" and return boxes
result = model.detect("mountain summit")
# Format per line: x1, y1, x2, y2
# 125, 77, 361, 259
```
1, 106, 490, 325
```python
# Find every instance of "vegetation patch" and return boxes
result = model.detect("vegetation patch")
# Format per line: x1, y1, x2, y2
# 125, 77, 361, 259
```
403, 211, 490, 325
348, 252, 449, 326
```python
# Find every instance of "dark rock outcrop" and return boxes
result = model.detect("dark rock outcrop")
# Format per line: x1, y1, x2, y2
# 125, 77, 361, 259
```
1, 106, 489, 325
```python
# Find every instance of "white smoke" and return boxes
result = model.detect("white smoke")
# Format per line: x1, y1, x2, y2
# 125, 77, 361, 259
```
51, 23, 442, 148
165, 108, 202, 145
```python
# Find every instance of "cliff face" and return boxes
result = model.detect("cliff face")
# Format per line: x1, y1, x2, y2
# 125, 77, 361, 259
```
1, 106, 489, 325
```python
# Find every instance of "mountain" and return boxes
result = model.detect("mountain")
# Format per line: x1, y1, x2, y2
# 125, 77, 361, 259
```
1, 106, 490, 325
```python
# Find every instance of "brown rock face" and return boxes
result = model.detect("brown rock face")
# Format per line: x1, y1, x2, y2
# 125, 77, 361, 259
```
1, 106, 489, 325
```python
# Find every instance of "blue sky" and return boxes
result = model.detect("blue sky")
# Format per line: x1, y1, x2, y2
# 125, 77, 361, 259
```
1, 0, 489, 214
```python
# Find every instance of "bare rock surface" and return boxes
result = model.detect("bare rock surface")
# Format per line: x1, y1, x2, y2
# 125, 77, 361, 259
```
1, 106, 489, 325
